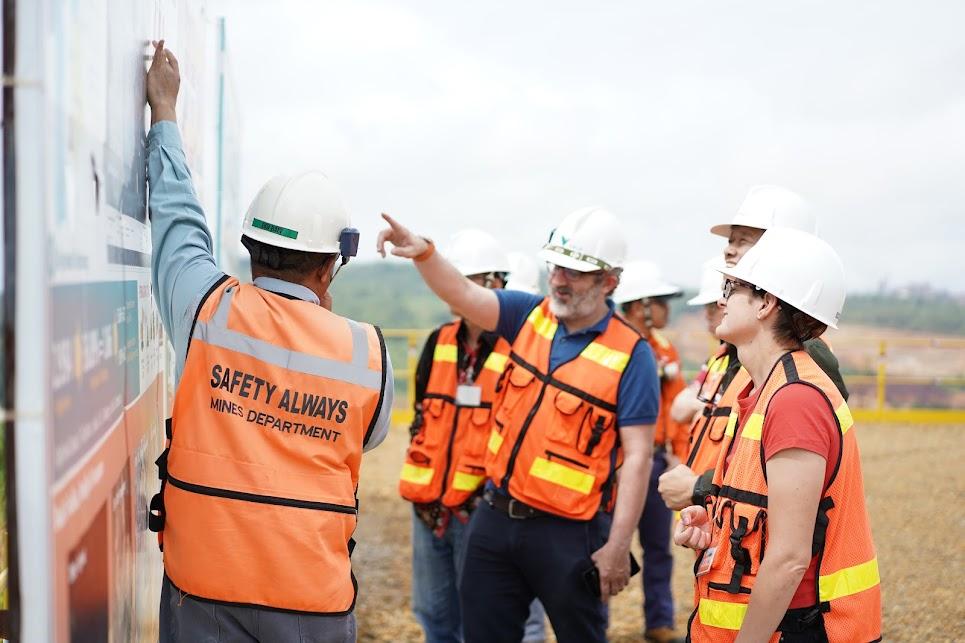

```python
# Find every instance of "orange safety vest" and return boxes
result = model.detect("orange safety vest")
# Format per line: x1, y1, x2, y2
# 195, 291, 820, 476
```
485, 300, 644, 520
399, 321, 511, 507
685, 344, 749, 478
689, 351, 881, 642
149, 277, 387, 614
649, 330, 689, 460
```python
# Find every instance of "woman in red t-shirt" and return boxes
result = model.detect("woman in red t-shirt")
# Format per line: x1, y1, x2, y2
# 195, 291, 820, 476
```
673, 228, 881, 642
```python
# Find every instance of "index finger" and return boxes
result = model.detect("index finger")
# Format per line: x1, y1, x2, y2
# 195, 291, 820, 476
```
152, 39, 166, 65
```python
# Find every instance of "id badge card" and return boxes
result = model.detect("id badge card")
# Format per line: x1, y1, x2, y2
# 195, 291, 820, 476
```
455, 385, 482, 407
695, 545, 717, 577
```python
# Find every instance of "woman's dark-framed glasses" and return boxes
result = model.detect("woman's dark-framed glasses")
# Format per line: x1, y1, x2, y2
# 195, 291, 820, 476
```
721, 277, 761, 300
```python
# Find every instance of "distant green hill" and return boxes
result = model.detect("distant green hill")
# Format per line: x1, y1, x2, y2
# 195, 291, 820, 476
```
330, 261, 451, 329
331, 262, 965, 336
840, 292, 965, 335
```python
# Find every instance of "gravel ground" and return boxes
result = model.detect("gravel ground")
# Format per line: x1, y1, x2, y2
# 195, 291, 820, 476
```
353, 423, 965, 642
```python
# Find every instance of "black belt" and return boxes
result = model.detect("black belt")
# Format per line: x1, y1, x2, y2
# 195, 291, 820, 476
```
483, 489, 551, 519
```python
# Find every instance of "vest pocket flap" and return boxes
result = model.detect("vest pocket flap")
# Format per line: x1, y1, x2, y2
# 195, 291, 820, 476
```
554, 390, 584, 415
425, 397, 445, 418
508, 367, 535, 388
470, 407, 492, 425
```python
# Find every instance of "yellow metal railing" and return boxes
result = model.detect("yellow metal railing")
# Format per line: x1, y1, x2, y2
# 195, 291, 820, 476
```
383, 329, 965, 425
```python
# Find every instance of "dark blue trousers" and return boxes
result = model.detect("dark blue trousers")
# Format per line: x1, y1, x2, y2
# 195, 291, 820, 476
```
459, 500, 611, 643
638, 450, 675, 630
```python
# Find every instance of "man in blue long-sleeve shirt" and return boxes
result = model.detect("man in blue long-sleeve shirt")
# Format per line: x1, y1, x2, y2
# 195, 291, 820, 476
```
146, 41, 392, 643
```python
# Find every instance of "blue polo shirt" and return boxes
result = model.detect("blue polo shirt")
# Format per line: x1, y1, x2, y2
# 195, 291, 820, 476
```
494, 290, 659, 428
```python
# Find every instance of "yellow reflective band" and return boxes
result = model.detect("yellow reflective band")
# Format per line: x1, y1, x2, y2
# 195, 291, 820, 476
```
698, 598, 747, 630
819, 557, 880, 603
835, 403, 854, 434
529, 457, 595, 495
483, 351, 509, 374
651, 330, 671, 349
488, 429, 503, 455
527, 307, 558, 340
452, 471, 485, 492
433, 343, 458, 363
711, 354, 730, 375
724, 411, 739, 437
741, 413, 765, 441
400, 463, 434, 486
581, 342, 630, 372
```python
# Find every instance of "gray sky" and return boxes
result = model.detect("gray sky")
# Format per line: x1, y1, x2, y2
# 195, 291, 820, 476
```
209, 0, 964, 292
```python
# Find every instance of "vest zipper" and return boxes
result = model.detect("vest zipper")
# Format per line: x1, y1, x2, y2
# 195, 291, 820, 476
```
168, 475, 357, 514
437, 406, 462, 500
500, 380, 549, 489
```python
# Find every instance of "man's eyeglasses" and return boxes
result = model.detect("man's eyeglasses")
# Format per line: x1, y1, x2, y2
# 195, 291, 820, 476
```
547, 263, 604, 281
721, 277, 762, 300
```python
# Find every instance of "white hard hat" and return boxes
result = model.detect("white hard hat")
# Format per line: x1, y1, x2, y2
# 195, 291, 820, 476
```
444, 229, 511, 277
687, 256, 726, 306
506, 252, 542, 295
721, 228, 845, 328
613, 260, 682, 305
710, 185, 816, 238
538, 206, 626, 272
242, 171, 358, 255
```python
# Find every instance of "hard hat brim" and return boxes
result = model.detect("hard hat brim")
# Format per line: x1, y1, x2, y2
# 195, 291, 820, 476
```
537, 247, 608, 273
717, 265, 839, 329
241, 226, 342, 254
687, 291, 721, 306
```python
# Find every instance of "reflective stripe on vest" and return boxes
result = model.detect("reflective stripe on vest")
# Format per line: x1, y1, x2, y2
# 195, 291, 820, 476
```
162, 278, 386, 614
484, 299, 643, 520
398, 321, 511, 507
696, 557, 881, 631
691, 351, 881, 642
686, 346, 747, 476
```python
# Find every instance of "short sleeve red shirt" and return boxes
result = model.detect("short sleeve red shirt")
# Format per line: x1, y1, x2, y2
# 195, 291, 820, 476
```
726, 381, 840, 608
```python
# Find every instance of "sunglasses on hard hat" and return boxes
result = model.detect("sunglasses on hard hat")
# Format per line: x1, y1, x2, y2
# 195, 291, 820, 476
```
721, 277, 763, 300
547, 263, 604, 281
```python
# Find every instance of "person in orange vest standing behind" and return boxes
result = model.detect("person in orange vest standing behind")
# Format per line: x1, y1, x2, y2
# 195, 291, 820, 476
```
145, 43, 392, 643
399, 230, 546, 643
669, 257, 728, 430
613, 261, 688, 643
378, 207, 660, 643
658, 186, 848, 514
675, 228, 880, 642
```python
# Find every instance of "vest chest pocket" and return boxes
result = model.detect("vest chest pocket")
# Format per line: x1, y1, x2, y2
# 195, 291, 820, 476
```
493, 365, 535, 428
413, 397, 449, 450
461, 407, 493, 459
545, 391, 614, 457
707, 500, 768, 595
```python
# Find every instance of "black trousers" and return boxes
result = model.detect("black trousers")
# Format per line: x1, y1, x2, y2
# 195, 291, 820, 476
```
458, 500, 612, 643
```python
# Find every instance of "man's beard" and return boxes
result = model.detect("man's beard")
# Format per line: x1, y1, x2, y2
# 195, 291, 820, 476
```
548, 280, 605, 321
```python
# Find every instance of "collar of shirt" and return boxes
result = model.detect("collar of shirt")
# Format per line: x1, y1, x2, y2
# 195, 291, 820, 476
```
252, 276, 320, 305
556, 299, 616, 340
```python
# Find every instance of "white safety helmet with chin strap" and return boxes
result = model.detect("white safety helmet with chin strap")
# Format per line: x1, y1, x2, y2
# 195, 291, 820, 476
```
720, 228, 845, 328
506, 252, 542, 295
444, 229, 511, 279
710, 185, 816, 238
613, 260, 682, 305
687, 256, 726, 306
538, 206, 626, 273
242, 170, 360, 268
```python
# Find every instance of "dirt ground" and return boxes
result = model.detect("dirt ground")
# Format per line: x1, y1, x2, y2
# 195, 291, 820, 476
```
352, 423, 965, 642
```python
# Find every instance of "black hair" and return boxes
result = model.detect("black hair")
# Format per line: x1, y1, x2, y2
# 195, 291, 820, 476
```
241, 234, 337, 278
